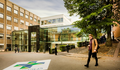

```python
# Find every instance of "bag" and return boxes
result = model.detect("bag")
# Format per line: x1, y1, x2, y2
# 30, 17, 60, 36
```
94, 39, 100, 52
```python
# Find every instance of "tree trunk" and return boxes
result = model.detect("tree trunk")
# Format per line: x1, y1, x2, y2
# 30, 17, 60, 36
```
105, 26, 112, 46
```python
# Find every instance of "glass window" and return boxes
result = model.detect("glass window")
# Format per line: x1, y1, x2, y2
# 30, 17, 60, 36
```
30, 16, 33, 20
7, 35, 11, 39
0, 23, 3, 28
7, 16, 11, 21
14, 18, 18, 23
0, 3, 4, 8
30, 23, 32, 26
60, 18, 63, 22
20, 28, 23, 30
0, 13, 4, 18
34, 18, 36, 22
7, 25, 12, 30
14, 9, 18, 14
0, 34, 3, 38
14, 26, 18, 30
25, 15, 28, 18
7, 6, 11, 12
20, 12, 24, 17
26, 22, 29, 26
20, 20, 24, 24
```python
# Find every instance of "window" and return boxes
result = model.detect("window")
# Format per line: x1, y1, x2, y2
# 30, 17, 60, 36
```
14, 26, 18, 30
0, 3, 4, 8
20, 28, 23, 30
7, 35, 11, 39
20, 20, 24, 24
30, 23, 33, 26
7, 16, 11, 21
20, 12, 24, 17
14, 18, 18, 23
7, 25, 12, 30
7, 6, 11, 12
30, 16, 33, 20
38, 20, 40, 24
0, 13, 4, 18
14, 9, 18, 14
0, 23, 3, 28
25, 15, 28, 18
26, 22, 29, 26
34, 18, 37, 22
0, 34, 3, 38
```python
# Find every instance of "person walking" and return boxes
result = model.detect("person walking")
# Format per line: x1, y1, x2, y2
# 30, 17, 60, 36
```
55, 44, 57, 55
15, 47, 17, 53
17, 47, 19, 53
66, 44, 70, 53
84, 34, 98, 68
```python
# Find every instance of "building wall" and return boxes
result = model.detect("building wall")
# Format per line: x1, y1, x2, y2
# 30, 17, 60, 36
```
0, 0, 40, 51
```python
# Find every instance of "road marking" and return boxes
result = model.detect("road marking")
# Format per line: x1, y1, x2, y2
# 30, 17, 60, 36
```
3, 59, 51, 70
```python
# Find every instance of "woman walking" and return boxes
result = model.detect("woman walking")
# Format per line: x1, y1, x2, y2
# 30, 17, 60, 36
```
84, 34, 98, 68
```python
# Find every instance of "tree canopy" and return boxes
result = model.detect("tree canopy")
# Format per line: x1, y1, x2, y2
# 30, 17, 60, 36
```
63, 0, 119, 39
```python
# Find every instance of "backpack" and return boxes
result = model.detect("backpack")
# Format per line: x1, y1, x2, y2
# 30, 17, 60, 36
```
94, 39, 100, 52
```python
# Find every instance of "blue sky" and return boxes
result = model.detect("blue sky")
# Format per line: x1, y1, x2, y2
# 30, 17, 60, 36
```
9, 0, 80, 22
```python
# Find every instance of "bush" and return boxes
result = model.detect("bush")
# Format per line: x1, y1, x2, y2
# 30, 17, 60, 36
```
70, 44, 75, 49
50, 48, 55, 54
77, 42, 83, 47
60, 45, 66, 51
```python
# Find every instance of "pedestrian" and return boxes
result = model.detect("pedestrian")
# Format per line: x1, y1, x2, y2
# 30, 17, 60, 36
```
84, 34, 98, 68
17, 47, 19, 53
66, 44, 70, 53
55, 44, 57, 55
15, 47, 17, 53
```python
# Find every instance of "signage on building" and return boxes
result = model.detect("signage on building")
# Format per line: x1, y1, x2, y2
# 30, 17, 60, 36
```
3, 59, 51, 70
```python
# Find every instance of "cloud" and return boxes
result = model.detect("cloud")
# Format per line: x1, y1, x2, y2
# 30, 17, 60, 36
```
9, 0, 80, 22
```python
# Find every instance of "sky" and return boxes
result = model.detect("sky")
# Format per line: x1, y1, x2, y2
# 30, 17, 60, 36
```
9, 0, 80, 23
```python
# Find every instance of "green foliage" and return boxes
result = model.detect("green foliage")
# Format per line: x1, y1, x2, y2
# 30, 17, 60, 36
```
63, 0, 120, 39
77, 42, 83, 47
60, 45, 66, 51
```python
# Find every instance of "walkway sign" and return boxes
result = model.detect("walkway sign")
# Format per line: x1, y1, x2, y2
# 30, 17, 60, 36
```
3, 59, 51, 70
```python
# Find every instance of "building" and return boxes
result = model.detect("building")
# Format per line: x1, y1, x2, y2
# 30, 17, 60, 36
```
0, 0, 120, 52
11, 15, 87, 52
0, 0, 40, 51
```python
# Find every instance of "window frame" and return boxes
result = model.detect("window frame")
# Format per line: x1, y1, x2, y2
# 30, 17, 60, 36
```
0, 13, 4, 19
14, 9, 18, 14
20, 20, 24, 25
14, 26, 18, 30
0, 23, 4, 29
25, 14, 29, 19
26, 22, 29, 26
7, 15, 12, 21
6, 25, 12, 30
14, 18, 18, 23
7, 6, 12, 12
30, 16, 33, 20
0, 33, 4, 39
20, 12, 24, 17
0, 2, 4, 9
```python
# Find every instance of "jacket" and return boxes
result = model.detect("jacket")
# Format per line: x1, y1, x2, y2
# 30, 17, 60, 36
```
91, 39, 98, 53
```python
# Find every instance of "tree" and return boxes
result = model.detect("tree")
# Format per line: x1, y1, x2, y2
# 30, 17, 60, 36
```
63, 0, 120, 46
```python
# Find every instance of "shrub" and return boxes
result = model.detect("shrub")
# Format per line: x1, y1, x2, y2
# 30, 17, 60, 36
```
60, 45, 66, 51
77, 42, 82, 47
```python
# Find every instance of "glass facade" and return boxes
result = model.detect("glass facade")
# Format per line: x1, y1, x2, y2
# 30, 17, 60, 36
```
41, 18, 63, 25
12, 25, 88, 52
12, 30, 28, 52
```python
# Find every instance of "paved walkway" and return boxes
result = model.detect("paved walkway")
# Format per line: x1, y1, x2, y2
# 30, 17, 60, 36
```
114, 42, 120, 58
0, 51, 120, 70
